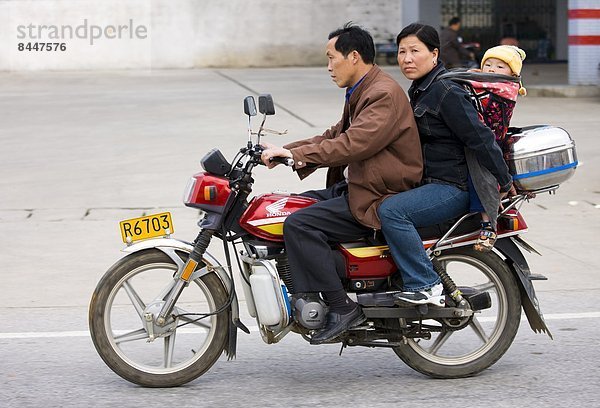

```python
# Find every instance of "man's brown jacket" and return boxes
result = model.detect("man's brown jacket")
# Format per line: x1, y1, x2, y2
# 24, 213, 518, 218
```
284, 65, 423, 229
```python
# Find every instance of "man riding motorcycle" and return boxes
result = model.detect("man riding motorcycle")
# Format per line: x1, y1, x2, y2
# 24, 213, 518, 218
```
260, 22, 422, 344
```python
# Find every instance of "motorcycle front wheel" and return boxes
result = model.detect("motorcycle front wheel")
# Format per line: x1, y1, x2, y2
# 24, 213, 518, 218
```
393, 247, 521, 378
89, 249, 229, 387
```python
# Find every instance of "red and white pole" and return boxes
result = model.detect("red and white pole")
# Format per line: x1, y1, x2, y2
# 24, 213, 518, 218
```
568, 0, 600, 85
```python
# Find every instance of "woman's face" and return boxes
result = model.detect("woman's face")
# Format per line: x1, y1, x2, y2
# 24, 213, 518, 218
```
397, 35, 438, 80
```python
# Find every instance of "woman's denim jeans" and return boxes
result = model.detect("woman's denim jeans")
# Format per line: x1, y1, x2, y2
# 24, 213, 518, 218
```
378, 183, 469, 291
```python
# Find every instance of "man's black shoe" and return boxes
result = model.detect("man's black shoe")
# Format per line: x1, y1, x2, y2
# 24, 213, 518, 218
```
310, 306, 366, 345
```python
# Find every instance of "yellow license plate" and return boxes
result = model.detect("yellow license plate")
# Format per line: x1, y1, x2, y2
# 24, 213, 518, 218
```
119, 212, 174, 243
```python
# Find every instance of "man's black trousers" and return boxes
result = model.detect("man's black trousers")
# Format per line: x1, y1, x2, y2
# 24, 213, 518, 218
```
283, 181, 372, 293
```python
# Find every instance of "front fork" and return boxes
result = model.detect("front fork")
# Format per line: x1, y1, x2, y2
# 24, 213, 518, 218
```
155, 229, 215, 326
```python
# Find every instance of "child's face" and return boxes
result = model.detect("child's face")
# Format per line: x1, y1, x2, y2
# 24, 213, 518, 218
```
482, 57, 514, 75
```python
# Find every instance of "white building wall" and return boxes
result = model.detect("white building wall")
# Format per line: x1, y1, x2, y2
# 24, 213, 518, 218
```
568, 0, 600, 85
0, 0, 404, 71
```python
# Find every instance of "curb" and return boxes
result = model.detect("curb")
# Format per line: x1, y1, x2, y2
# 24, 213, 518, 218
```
526, 85, 600, 98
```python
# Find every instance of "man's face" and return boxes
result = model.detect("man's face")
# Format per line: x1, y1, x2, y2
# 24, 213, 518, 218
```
326, 37, 357, 88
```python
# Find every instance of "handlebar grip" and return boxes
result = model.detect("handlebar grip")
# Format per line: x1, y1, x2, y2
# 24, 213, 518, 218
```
269, 157, 295, 167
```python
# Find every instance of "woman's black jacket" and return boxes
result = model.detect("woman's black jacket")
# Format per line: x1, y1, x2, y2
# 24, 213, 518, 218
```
408, 62, 512, 192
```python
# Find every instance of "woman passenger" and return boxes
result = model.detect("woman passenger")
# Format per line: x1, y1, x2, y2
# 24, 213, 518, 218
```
378, 23, 513, 304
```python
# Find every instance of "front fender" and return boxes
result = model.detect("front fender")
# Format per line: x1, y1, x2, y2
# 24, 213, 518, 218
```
122, 238, 247, 357
122, 238, 216, 266
495, 237, 553, 339
122, 238, 226, 287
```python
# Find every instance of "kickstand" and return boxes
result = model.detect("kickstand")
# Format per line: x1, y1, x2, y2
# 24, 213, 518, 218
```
339, 340, 348, 356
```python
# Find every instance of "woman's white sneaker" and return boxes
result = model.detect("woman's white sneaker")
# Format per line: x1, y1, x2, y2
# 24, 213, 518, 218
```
393, 283, 445, 306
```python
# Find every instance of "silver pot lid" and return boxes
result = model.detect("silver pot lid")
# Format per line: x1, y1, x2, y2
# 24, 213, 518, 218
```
506, 125, 575, 159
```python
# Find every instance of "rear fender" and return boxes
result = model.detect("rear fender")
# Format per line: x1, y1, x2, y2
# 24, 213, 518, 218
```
122, 238, 247, 357
494, 237, 553, 339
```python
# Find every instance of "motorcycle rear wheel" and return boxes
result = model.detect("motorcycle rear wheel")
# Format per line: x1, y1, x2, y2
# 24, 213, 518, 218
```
89, 249, 229, 387
392, 247, 521, 378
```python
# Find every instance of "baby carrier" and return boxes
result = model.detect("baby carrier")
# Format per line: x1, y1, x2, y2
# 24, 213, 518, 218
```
438, 71, 521, 153
438, 71, 523, 231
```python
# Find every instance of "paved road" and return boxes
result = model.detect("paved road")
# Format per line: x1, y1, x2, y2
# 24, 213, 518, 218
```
0, 66, 599, 407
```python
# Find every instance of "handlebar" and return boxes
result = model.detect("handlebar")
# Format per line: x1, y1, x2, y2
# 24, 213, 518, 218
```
242, 145, 294, 167
268, 156, 295, 167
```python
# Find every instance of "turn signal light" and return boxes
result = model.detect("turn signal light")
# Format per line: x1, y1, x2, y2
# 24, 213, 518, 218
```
204, 186, 217, 201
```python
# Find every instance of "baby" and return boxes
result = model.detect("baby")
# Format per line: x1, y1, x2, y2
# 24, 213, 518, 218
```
470, 45, 526, 251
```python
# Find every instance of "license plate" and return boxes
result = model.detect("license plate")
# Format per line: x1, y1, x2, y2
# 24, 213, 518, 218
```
119, 212, 174, 243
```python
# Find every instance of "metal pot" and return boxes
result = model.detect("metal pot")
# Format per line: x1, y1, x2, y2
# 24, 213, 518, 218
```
504, 125, 578, 191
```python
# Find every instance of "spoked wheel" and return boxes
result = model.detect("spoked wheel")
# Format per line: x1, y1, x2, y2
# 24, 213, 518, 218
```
393, 247, 521, 378
89, 249, 229, 387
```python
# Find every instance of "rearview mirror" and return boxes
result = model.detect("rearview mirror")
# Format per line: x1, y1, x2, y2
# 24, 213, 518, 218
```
244, 96, 257, 116
258, 94, 275, 115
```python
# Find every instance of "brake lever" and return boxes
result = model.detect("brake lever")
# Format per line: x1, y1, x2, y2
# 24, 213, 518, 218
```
251, 127, 288, 136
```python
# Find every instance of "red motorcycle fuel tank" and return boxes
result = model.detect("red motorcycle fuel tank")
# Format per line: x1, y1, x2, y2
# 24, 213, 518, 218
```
240, 193, 318, 242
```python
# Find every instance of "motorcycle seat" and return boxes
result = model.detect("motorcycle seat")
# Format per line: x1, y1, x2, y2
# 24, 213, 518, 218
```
369, 214, 482, 246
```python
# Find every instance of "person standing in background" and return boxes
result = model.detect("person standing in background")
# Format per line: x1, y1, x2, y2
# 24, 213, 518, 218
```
439, 16, 474, 68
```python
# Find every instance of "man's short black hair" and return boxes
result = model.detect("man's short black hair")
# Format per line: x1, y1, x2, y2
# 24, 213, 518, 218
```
449, 17, 461, 26
328, 22, 375, 64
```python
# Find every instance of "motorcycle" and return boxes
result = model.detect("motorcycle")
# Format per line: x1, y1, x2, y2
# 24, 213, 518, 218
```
461, 41, 481, 69
89, 94, 577, 387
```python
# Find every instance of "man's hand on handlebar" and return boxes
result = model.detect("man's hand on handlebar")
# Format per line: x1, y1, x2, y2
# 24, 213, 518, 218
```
260, 143, 294, 169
